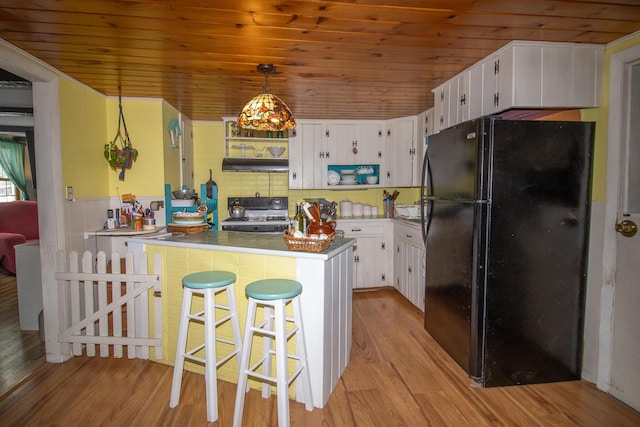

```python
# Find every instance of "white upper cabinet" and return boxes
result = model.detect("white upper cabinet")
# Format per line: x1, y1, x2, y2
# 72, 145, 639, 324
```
482, 41, 603, 115
383, 116, 418, 187
288, 121, 324, 189
433, 41, 604, 132
288, 120, 385, 189
354, 121, 385, 165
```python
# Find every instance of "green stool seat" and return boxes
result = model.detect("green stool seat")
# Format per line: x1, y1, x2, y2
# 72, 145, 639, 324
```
182, 271, 236, 289
245, 279, 302, 300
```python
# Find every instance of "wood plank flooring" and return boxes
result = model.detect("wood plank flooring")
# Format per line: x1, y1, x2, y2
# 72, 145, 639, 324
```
1, 287, 638, 426
0, 271, 45, 398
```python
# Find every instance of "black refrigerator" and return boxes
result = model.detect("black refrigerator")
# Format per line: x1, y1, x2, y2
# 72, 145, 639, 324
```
420, 116, 594, 387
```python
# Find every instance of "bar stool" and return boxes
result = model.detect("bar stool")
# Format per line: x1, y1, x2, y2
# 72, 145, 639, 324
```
233, 279, 313, 427
170, 271, 242, 423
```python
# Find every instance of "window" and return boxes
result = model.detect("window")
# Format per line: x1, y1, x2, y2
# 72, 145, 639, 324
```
0, 166, 18, 202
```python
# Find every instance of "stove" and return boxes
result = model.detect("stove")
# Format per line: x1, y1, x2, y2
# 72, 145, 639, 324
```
221, 196, 290, 232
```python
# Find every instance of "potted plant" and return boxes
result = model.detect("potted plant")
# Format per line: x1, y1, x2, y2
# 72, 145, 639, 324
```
104, 94, 138, 180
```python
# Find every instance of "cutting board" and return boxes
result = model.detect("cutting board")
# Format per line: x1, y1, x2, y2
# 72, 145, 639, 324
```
167, 223, 209, 234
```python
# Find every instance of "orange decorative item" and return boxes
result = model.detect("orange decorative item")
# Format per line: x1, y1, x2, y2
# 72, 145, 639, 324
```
307, 221, 336, 236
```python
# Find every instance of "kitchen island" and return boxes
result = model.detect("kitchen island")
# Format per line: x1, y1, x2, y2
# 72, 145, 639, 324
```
126, 230, 354, 408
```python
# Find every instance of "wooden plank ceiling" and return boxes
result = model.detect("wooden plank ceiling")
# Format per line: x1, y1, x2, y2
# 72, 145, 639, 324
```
1, 0, 639, 121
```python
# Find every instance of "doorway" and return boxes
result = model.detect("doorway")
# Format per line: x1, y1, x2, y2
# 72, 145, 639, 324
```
599, 43, 640, 412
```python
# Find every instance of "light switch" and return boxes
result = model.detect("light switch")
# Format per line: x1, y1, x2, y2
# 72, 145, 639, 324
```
66, 186, 73, 201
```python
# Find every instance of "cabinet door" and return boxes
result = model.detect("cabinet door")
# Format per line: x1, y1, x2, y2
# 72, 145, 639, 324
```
325, 123, 356, 165
482, 54, 500, 115
288, 126, 303, 189
289, 122, 326, 189
433, 82, 450, 132
467, 64, 484, 120
385, 117, 416, 187
355, 121, 385, 165
355, 237, 388, 288
510, 44, 541, 107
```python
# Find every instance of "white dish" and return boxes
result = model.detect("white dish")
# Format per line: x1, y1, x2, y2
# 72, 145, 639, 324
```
328, 170, 341, 185
340, 174, 357, 182
365, 176, 378, 184
341, 169, 355, 175
171, 199, 196, 207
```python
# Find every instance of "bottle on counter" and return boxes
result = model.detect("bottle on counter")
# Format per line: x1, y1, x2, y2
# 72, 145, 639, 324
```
294, 202, 307, 234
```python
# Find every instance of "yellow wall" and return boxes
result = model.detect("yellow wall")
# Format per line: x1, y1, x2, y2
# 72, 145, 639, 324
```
59, 77, 109, 198
161, 101, 181, 188
105, 97, 166, 197
583, 33, 640, 203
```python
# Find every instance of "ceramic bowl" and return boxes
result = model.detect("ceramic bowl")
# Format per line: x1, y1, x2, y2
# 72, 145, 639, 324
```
266, 146, 286, 158
366, 176, 378, 184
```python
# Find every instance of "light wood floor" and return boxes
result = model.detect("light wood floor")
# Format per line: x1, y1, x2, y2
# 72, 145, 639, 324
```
0, 287, 638, 426
0, 271, 45, 398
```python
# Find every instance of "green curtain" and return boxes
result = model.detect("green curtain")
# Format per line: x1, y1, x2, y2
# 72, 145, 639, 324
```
0, 137, 28, 200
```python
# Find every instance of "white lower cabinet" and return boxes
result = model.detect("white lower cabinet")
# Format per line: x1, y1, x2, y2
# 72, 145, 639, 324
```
336, 219, 392, 289
393, 221, 425, 310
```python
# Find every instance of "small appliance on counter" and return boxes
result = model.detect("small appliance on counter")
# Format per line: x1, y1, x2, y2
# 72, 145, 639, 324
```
221, 196, 289, 232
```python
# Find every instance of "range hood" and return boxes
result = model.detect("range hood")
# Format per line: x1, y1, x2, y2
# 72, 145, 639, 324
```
222, 158, 288, 172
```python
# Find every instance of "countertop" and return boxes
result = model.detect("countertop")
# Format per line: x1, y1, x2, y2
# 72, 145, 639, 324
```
127, 229, 355, 260
335, 215, 422, 226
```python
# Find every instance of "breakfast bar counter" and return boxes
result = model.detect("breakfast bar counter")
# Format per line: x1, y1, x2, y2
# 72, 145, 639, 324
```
126, 230, 354, 408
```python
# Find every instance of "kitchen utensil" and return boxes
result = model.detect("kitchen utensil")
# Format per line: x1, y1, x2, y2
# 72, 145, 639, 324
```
302, 203, 316, 222
206, 169, 216, 199
266, 146, 286, 158
173, 189, 196, 199
229, 204, 245, 218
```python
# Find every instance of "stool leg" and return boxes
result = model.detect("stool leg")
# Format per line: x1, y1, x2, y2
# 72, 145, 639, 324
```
262, 304, 273, 399
170, 288, 193, 408
225, 284, 243, 364
274, 299, 290, 427
293, 297, 313, 411
233, 297, 257, 427
204, 288, 218, 422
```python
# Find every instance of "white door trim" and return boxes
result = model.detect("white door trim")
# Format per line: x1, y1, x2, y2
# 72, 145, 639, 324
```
597, 43, 640, 392
0, 39, 70, 362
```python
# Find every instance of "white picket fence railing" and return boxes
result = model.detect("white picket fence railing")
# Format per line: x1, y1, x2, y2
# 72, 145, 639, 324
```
55, 250, 162, 360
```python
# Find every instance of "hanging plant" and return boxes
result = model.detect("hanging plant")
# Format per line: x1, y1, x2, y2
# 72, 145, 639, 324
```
104, 93, 138, 180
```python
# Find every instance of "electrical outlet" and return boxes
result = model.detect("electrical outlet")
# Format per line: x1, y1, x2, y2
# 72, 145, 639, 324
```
66, 186, 73, 201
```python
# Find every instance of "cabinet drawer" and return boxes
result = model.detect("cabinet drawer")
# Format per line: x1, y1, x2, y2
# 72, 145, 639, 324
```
336, 219, 386, 236
394, 220, 424, 248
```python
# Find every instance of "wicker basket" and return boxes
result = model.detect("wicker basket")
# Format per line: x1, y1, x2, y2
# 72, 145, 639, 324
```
283, 230, 336, 252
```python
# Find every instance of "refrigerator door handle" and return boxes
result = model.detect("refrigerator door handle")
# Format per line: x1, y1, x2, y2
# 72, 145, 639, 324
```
421, 151, 434, 245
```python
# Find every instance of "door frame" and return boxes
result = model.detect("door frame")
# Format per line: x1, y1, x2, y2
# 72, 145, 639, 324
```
597, 42, 640, 392
0, 39, 70, 362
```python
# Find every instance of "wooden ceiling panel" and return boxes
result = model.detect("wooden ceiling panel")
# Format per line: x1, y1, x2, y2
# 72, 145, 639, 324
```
1, 0, 639, 120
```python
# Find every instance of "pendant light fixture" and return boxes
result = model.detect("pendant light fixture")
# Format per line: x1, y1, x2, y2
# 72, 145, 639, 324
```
237, 64, 296, 131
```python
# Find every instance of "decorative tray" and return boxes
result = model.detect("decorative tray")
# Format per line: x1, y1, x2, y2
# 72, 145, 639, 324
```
283, 230, 336, 252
